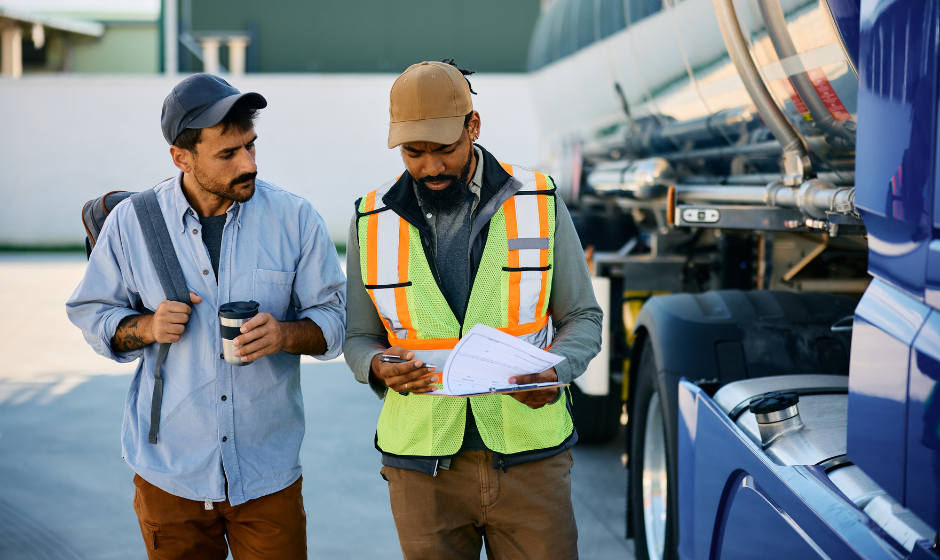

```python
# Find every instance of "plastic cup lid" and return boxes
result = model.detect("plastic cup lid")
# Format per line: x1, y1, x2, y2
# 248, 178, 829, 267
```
219, 300, 260, 319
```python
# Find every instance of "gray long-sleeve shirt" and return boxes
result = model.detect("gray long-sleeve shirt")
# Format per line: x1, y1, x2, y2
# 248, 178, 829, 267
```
343, 169, 603, 400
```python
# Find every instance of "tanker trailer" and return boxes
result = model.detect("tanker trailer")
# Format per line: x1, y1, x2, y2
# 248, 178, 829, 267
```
527, 0, 939, 559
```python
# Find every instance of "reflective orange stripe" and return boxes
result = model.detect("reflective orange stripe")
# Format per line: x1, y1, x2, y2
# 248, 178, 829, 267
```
365, 191, 378, 287
395, 217, 417, 339
395, 337, 461, 350
504, 195, 521, 327
364, 191, 382, 325
499, 315, 549, 338
535, 172, 550, 319
393, 318, 548, 350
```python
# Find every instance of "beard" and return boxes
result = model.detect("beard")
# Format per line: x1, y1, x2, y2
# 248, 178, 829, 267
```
414, 145, 474, 214
192, 166, 257, 204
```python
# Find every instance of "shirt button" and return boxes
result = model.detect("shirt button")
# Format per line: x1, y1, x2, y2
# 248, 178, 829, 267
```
426, 213, 432, 219
221, 395, 227, 401
203, 269, 209, 275
222, 436, 227, 442
188, 209, 194, 216
192, 229, 198, 234
220, 353, 224, 360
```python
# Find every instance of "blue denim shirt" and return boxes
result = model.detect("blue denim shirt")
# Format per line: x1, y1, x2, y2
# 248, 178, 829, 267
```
66, 174, 346, 506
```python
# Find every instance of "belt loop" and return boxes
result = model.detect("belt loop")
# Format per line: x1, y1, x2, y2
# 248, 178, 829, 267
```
493, 453, 508, 473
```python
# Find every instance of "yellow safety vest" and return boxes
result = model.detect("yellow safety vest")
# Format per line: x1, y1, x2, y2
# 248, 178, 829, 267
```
357, 163, 574, 457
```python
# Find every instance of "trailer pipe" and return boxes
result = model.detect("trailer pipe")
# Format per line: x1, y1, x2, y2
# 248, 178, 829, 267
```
758, 0, 855, 149
677, 182, 856, 217
712, 0, 812, 184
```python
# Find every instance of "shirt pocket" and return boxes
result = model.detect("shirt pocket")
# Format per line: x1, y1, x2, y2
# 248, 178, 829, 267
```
252, 269, 296, 321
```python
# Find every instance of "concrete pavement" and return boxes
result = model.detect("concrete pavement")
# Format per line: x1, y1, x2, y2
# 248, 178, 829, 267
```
0, 256, 632, 559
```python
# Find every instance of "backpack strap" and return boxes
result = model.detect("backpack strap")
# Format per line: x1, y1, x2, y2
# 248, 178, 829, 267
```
130, 188, 189, 445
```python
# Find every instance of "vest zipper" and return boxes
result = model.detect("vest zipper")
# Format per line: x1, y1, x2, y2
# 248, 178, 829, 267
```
458, 244, 475, 339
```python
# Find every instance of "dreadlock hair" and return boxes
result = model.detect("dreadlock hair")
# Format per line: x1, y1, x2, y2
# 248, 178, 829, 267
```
441, 58, 477, 95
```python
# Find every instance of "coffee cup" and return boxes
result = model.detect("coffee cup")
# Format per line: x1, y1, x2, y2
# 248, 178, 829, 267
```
219, 301, 259, 366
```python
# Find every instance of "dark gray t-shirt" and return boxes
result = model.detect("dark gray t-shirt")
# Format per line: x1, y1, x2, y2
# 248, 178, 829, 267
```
199, 214, 227, 279
433, 190, 476, 322
428, 188, 488, 450
414, 152, 487, 451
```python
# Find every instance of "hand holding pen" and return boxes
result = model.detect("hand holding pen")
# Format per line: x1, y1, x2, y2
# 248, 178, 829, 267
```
370, 347, 438, 395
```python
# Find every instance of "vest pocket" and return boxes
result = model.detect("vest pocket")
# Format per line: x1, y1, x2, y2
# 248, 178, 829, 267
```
502, 265, 552, 272
365, 281, 413, 289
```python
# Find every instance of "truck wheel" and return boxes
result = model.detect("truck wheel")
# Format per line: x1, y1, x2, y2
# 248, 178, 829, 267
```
570, 381, 622, 443
630, 339, 678, 560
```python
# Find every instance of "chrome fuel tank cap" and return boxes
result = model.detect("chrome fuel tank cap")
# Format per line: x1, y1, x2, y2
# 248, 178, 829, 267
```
749, 391, 803, 448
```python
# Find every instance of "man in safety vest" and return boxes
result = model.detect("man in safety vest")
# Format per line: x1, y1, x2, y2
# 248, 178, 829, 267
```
344, 59, 603, 559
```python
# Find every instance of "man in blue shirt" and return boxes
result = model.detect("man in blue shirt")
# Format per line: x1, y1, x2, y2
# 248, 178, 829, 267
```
66, 74, 346, 559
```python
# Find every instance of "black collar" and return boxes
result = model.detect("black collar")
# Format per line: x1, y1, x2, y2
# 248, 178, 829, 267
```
380, 144, 513, 233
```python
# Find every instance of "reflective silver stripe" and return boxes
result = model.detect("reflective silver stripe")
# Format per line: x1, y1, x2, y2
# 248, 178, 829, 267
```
509, 237, 550, 250
510, 166, 545, 325
373, 208, 407, 339
517, 320, 553, 350
374, 178, 396, 205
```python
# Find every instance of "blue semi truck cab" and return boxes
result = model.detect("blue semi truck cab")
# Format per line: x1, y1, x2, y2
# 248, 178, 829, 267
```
525, 0, 938, 557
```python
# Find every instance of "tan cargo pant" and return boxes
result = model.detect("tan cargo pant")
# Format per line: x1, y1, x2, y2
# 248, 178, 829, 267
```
382, 449, 579, 560
132, 473, 306, 560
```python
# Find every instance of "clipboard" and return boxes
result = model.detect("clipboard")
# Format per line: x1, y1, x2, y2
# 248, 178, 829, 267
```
414, 382, 569, 398
399, 325, 568, 397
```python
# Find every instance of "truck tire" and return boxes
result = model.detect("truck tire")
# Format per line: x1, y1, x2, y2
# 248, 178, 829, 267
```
570, 381, 622, 443
630, 338, 678, 560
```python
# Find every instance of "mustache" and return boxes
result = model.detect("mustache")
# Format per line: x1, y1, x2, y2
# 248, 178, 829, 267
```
416, 173, 459, 187
230, 172, 257, 188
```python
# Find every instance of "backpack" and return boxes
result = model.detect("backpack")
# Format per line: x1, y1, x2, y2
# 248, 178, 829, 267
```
81, 191, 134, 259
80, 185, 189, 444
81, 178, 173, 258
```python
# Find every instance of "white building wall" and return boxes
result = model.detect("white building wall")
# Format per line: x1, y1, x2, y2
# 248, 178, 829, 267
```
0, 74, 539, 245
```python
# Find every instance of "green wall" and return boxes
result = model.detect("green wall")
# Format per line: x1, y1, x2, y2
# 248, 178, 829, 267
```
72, 24, 159, 73
188, 0, 540, 73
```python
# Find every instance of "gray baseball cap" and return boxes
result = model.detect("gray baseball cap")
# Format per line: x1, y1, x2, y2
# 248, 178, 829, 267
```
161, 73, 267, 145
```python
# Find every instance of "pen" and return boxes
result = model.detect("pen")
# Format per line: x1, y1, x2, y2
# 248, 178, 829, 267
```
378, 355, 436, 369
489, 383, 542, 393
378, 355, 438, 396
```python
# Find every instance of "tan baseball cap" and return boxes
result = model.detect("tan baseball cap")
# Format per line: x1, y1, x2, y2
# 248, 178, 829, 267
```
388, 61, 473, 149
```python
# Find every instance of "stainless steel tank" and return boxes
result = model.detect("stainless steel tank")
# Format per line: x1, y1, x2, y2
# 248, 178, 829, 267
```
527, 0, 859, 202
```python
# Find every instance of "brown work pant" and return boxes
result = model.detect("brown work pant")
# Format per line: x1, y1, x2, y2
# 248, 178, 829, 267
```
382, 449, 579, 560
132, 473, 306, 560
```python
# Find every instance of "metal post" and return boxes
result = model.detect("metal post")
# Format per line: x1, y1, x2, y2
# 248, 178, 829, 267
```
199, 38, 220, 74
228, 38, 248, 75
163, 0, 178, 75
1, 23, 23, 79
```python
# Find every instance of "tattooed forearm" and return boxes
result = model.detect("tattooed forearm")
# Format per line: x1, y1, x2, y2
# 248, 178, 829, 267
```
111, 314, 152, 352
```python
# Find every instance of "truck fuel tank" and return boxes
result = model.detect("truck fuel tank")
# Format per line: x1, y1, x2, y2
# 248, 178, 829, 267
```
713, 375, 939, 553
715, 377, 848, 466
